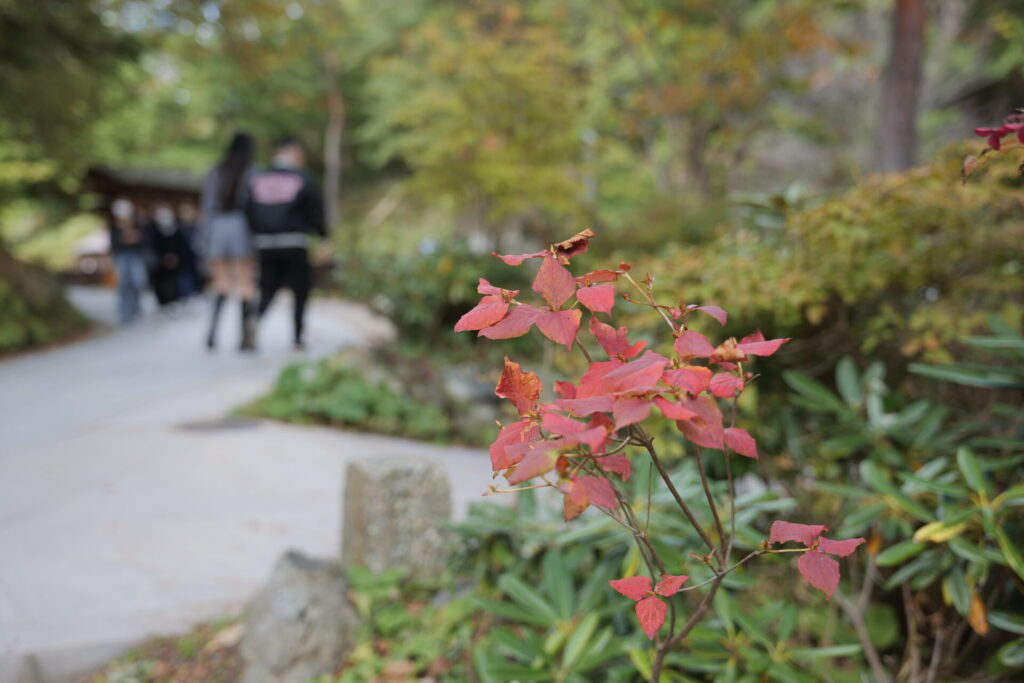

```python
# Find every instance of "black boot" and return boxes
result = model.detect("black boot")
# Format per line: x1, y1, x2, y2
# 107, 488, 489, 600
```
240, 300, 257, 352
206, 294, 226, 349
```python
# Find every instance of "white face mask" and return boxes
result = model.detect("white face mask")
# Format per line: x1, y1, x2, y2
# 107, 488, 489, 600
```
155, 207, 176, 232
112, 199, 134, 219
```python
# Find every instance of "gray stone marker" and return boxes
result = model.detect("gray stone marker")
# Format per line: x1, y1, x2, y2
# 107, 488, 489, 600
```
240, 551, 357, 683
341, 457, 452, 577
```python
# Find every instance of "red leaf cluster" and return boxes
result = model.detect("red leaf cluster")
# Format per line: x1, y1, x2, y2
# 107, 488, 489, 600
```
974, 114, 1024, 150
768, 521, 866, 599
609, 573, 689, 639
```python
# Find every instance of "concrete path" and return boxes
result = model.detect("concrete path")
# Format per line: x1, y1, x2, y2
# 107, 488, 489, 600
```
0, 288, 492, 683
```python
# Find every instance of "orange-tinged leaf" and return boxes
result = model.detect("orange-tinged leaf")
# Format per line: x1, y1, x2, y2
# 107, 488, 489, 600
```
597, 454, 631, 480
506, 446, 558, 484
723, 427, 758, 459
562, 478, 590, 521
576, 269, 621, 286
553, 228, 594, 262
477, 277, 518, 298
577, 284, 616, 315
533, 254, 577, 309
490, 419, 540, 470
495, 357, 542, 416
635, 596, 668, 639
535, 309, 582, 349
454, 298, 509, 332
968, 592, 989, 636
674, 330, 716, 359
713, 338, 747, 363
589, 317, 646, 360
608, 575, 651, 601
654, 574, 689, 597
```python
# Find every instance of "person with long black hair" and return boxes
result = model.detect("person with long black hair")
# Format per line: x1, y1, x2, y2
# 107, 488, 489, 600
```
199, 132, 257, 351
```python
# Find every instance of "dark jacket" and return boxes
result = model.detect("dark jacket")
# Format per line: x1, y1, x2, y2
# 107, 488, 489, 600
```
245, 165, 325, 251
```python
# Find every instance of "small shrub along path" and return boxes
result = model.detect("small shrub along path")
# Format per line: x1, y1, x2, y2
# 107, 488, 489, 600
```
0, 287, 491, 683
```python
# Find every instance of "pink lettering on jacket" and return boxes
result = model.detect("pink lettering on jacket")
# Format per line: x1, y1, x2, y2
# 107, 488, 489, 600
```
250, 173, 303, 204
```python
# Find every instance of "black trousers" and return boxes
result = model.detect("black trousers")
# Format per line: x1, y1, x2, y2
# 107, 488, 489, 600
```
258, 248, 311, 343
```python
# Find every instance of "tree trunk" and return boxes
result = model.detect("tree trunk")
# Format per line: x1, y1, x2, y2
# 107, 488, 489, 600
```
322, 48, 346, 244
876, 0, 927, 172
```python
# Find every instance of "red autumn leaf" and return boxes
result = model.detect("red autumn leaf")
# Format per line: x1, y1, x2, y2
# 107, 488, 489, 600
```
533, 254, 577, 309
495, 357, 542, 416
603, 351, 670, 394
676, 395, 725, 449
653, 396, 697, 421
541, 410, 586, 437
565, 426, 609, 452
576, 269, 621, 286
798, 550, 841, 599
709, 373, 745, 398
493, 250, 545, 266
723, 427, 758, 459
974, 127, 1006, 151
506, 446, 558, 484
574, 359, 623, 397
608, 576, 651, 601
535, 309, 583, 349
479, 304, 540, 339
589, 318, 646, 360
817, 536, 866, 558
613, 397, 652, 430
553, 228, 595, 262
737, 330, 790, 357
769, 521, 827, 546
490, 420, 540, 470
674, 330, 716, 359
635, 596, 668, 639
454, 297, 509, 332
556, 395, 615, 417
477, 278, 518, 299
554, 381, 576, 399
663, 366, 712, 395
654, 574, 689, 597
561, 478, 590, 520
579, 475, 618, 510
692, 305, 728, 325
577, 284, 616, 315
598, 454, 632, 480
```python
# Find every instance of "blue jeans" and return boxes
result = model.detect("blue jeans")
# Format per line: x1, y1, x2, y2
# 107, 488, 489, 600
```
114, 251, 148, 323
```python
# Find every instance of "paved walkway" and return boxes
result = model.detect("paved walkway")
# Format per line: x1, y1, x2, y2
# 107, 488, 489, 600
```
0, 288, 491, 683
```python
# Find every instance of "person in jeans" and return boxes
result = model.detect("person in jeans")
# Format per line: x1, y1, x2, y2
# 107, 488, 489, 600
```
199, 132, 257, 351
246, 136, 326, 350
108, 197, 148, 324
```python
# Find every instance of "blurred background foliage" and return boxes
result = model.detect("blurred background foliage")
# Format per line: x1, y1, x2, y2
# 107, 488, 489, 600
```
4, 0, 1024, 679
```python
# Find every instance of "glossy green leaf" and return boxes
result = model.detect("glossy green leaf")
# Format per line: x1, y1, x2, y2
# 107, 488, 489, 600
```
789, 643, 862, 659
875, 540, 928, 566
783, 371, 846, 413
996, 637, 1024, 668
957, 447, 991, 497
995, 528, 1024, 582
835, 357, 862, 407
498, 575, 560, 624
561, 613, 599, 672
990, 611, 1024, 636
860, 461, 934, 522
942, 567, 970, 616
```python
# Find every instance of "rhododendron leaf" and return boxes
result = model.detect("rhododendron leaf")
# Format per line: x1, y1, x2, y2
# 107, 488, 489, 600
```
490, 420, 540, 470
493, 250, 545, 266
608, 576, 651, 601
479, 304, 540, 339
598, 454, 632, 480
535, 309, 583, 350
693, 305, 728, 325
506, 446, 558, 485
737, 330, 790, 357
553, 228, 594, 262
769, 520, 827, 546
663, 366, 712, 395
533, 254, 577, 309
676, 395, 725, 449
590, 318, 646, 360
554, 381, 576, 399
709, 373, 745, 398
613, 398, 652, 431
723, 427, 758, 459
798, 550, 841, 599
674, 330, 716, 359
636, 596, 668, 639
578, 284, 616, 315
454, 298, 509, 332
653, 396, 697, 421
817, 536, 866, 558
579, 475, 617, 510
477, 278, 518, 298
495, 358, 542, 416
556, 395, 615, 417
654, 574, 689, 597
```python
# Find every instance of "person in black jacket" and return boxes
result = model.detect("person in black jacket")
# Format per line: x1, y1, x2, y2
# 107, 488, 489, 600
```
246, 136, 326, 349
